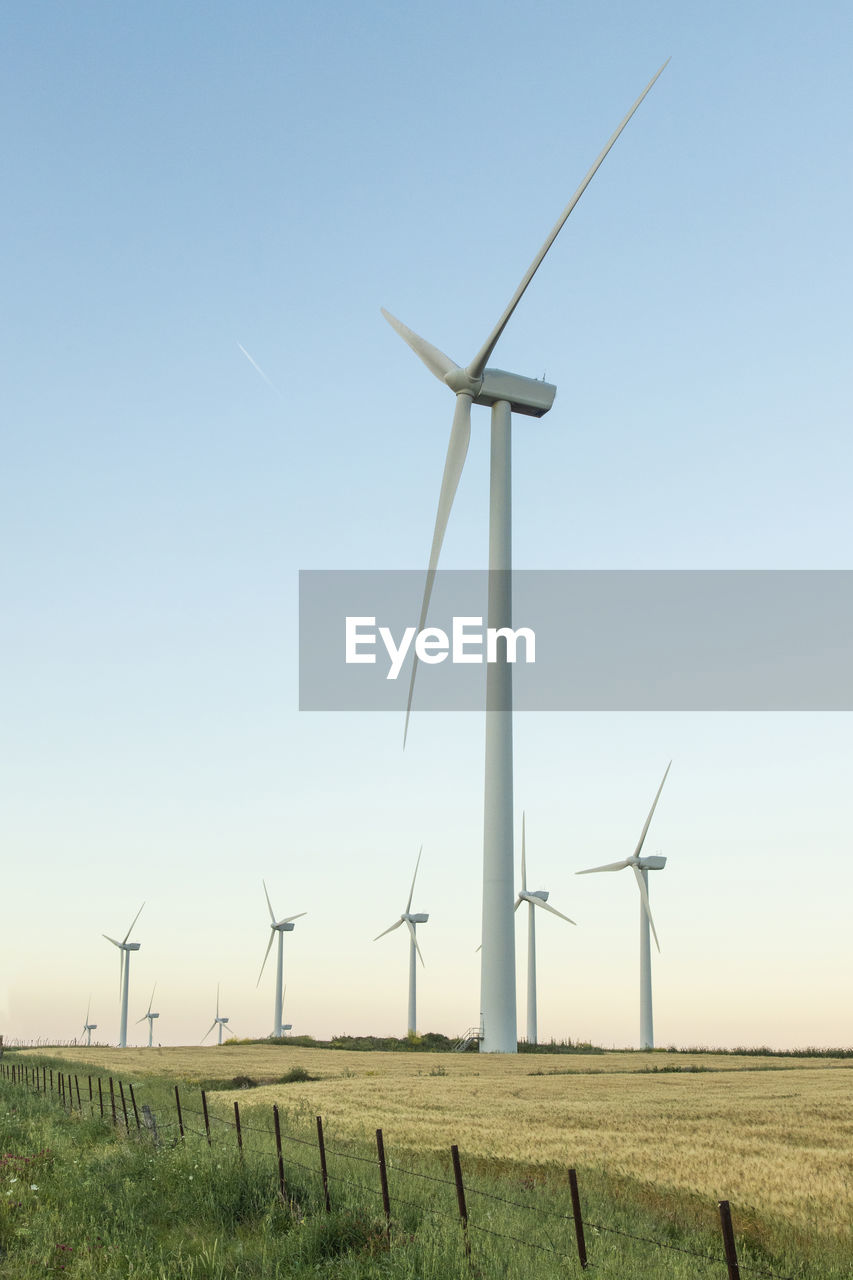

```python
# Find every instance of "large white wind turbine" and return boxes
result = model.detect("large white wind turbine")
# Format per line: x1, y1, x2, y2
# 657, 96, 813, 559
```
257, 882, 306, 1039
81, 999, 97, 1047
515, 813, 576, 1045
103, 903, 144, 1048
202, 984, 231, 1046
384, 64, 667, 1052
374, 846, 429, 1036
576, 761, 671, 1048
137, 985, 159, 1048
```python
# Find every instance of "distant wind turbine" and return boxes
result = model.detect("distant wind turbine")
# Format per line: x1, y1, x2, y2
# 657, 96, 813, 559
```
257, 882, 306, 1038
576, 762, 671, 1048
515, 813, 576, 1045
81, 999, 97, 1047
374, 846, 429, 1036
202, 984, 231, 1045
103, 903, 144, 1048
383, 62, 668, 1052
137, 985, 159, 1048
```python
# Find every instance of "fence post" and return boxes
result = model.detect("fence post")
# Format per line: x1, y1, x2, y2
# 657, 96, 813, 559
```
141, 1104, 161, 1148
450, 1144, 470, 1260
119, 1081, 130, 1132
316, 1115, 331, 1213
109, 1077, 117, 1126
718, 1201, 741, 1280
129, 1083, 140, 1130
74, 1076, 81, 1111
376, 1128, 391, 1239
88, 1075, 93, 1104
234, 1100, 243, 1158
201, 1090, 211, 1145
98, 1076, 104, 1119
568, 1168, 588, 1270
273, 1104, 286, 1201
50, 1069, 54, 1092
174, 1085, 184, 1140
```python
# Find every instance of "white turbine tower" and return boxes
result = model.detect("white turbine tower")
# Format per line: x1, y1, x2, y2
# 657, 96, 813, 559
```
374, 846, 429, 1036
137, 985, 159, 1047
81, 999, 97, 1047
515, 813, 576, 1045
257, 881, 306, 1039
103, 903, 144, 1048
384, 65, 667, 1052
202, 985, 231, 1046
577, 761, 671, 1049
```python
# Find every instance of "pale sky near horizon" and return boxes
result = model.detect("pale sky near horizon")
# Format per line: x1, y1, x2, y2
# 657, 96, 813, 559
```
2, 2, 851, 1050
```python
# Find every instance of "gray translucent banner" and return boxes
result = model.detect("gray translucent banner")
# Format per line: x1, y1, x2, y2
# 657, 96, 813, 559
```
299, 570, 853, 711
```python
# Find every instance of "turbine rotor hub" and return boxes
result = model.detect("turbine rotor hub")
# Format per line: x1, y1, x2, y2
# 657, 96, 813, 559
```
444, 368, 482, 397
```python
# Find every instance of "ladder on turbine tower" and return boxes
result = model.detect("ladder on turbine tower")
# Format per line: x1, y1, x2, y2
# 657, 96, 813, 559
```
452, 1026, 483, 1052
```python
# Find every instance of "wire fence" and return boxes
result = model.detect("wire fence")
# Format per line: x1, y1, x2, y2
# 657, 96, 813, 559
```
0, 1057, 804, 1280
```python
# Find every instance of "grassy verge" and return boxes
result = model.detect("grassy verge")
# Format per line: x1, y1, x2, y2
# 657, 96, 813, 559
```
1, 1055, 849, 1278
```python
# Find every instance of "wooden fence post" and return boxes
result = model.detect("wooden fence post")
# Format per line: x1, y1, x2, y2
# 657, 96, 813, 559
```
450, 1144, 470, 1260
75, 1076, 82, 1111
175, 1085, 184, 1140
718, 1201, 741, 1280
129, 1083, 140, 1130
201, 1090, 211, 1145
316, 1115, 331, 1213
141, 1105, 161, 1148
234, 1100, 243, 1158
568, 1168, 588, 1270
376, 1128, 391, 1239
273, 1105, 286, 1201
98, 1076, 104, 1119
109, 1077, 117, 1126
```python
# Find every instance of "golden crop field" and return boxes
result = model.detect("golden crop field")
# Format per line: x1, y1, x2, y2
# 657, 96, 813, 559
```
24, 1045, 853, 1240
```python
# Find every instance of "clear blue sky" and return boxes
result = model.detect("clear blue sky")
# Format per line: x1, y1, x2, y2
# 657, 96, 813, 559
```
2, 1, 851, 1048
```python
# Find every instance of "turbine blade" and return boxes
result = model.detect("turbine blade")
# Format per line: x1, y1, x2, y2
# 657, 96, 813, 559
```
575, 860, 631, 874
632, 864, 661, 951
256, 932, 275, 986
263, 880, 276, 923
216, 984, 220, 1019
405, 845, 423, 914
122, 902, 145, 945
405, 917, 425, 966
521, 812, 527, 892
631, 761, 672, 861
381, 308, 459, 382
276, 912, 307, 926
84, 998, 91, 1026
374, 917, 404, 941
531, 896, 577, 925
103, 934, 122, 948
466, 61, 669, 379
201, 1022, 217, 1043
403, 392, 473, 746
514, 897, 523, 912
146, 983, 156, 1016
136, 1014, 148, 1024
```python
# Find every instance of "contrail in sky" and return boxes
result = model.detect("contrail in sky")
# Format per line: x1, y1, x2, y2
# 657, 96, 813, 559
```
237, 342, 284, 399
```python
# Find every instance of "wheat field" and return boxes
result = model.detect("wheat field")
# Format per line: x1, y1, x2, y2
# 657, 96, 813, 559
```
23, 1045, 853, 1240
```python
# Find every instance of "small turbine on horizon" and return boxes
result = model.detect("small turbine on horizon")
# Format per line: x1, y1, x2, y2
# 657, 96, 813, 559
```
137, 984, 159, 1048
103, 903, 144, 1048
257, 882, 306, 1039
202, 984, 231, 1046
374, 846, 429, 1037
515, 813, 576, 1045
81, 999, 97, 1047
576, 761, 671, 1049
383, 63, 668, 1052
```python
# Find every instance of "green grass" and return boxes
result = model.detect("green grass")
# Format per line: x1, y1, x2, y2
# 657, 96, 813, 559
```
1, 1055, 848, 1279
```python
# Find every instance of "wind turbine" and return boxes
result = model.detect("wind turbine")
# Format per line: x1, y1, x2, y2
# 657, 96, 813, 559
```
202, 984, 231, 1046
81, 999, 97, 1047
374, 846, 429, 1036
137, 985, 159, 1047
576, 761, 671, 1048
257, 882, 306, 1039
383, 64, 667, 1052
103, 903, 144, 1048
515, 813, 576, 1045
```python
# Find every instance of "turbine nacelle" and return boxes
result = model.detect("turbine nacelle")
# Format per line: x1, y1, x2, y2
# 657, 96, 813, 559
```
444, 365, 557, 417
272, 921, 296, 933
406, 912, 430, 924
638, 855, 667, 871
